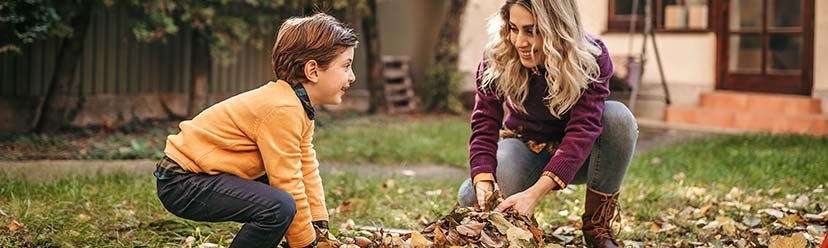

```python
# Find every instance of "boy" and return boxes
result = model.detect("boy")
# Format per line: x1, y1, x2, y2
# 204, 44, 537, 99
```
154, 13, 357, 248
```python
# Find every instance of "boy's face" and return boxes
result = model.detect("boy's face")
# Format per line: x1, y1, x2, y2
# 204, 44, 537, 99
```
312, 47, 356, 105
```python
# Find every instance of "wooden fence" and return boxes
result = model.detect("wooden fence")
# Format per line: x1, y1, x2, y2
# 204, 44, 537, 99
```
0, 3, 273, 98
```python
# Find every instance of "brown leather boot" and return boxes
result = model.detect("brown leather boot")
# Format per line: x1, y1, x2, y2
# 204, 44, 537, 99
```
582, 187, 622, 248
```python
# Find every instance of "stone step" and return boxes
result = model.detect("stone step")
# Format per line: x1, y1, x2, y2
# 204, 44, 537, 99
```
665, 106, 828, 135
699, 91, 823, 115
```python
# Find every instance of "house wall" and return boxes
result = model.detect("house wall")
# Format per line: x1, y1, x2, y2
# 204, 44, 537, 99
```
377, 0, 448, 103
459, 0, 826, 118
814, 0, 828, 111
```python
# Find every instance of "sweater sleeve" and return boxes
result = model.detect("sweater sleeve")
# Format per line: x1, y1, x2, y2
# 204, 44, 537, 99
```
301, 121, 328, 222
468, 60, 504, 180
543, 39, 613, 184
256, 107, 316, 248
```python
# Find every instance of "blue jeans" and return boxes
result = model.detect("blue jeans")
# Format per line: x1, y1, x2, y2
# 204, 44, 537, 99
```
457, 101, 638, 207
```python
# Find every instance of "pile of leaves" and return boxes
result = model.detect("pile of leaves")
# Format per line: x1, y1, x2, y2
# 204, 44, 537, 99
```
315, 183, 828, 248
317, 190, 551, 248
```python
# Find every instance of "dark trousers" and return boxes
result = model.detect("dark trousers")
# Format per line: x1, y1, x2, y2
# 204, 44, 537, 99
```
156, 168, 296, 248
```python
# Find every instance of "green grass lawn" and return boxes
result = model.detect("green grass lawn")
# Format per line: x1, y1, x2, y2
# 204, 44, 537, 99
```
1, 116, 827, 246
314, 114, 471, 167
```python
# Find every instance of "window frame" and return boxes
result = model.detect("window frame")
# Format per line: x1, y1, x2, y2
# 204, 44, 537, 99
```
606, 0, 715, 33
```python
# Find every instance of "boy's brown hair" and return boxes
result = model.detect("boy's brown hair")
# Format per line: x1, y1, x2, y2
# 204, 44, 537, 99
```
271, 13, 358, 85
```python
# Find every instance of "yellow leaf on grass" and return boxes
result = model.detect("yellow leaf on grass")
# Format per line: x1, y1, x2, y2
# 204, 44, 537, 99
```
769, 232, 808, 248
77, 213, 92, 222
779, 213, 805, 228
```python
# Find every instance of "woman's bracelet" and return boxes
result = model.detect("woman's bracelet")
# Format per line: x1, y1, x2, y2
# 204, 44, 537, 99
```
542, 171, 567, 190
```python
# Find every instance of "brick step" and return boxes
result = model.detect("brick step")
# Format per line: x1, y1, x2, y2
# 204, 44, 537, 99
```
699, 91, 823, 115
665, 106, 828, 135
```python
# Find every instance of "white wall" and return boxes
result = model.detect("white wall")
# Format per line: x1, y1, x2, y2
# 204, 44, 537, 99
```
578, 0, 717, 108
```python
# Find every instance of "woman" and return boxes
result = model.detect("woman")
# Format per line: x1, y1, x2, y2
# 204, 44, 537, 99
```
154, 13, 357, 248
456, 1, 638, 247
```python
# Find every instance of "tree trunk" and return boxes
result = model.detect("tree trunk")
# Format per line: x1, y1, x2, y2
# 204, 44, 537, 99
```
361, 0, 385, 113
33, 6, 93, 133
186, 31, 211, 119
427, 0, 468, 112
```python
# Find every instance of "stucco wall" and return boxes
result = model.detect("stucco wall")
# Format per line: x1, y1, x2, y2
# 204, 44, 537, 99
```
459, 0, 718, 118
814, 0, 828, 111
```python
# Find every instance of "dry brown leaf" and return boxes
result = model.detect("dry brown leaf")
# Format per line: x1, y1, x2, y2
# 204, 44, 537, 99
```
527, 225, 544, 244
409, 231, 430, 247
7, 220, 23, 231
353, 236, 372, 248
339, 219, 356, 231
337, 200, 353, 216
433, 224, 447, 245
652, 222, 678, 234
769, 232, 808, 248
456, 220, 486, 237
505, 226, 533, 243
480, 229, 505, 248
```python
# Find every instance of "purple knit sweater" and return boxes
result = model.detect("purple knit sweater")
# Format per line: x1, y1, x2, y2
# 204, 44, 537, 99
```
468, 37, 613, 185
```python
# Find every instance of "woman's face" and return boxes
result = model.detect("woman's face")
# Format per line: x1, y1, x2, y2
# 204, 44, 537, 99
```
508, 4, 545, 68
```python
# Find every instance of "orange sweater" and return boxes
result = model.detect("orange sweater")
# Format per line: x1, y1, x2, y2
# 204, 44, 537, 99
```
165, 80, 325, 247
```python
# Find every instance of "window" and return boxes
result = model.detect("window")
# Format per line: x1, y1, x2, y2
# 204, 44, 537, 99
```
607, 0, 713, 33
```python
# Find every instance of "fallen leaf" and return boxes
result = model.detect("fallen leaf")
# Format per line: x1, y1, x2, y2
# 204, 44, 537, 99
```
433, 224, 447, 245
804, 213, 825, 222
505, 226, 533, 245
807, 224, 826, 236
198, 242, 223, 248
480, 229, 504, 248
455, 220, 486, 237
488, 212, 514, 234
77, 213, 92, 222
742, 215, 761, 227
339, 219, 356, 231
383, 179, 396, 189
425, 189, 442, 196
652, 222, 678, 234
184, 236, 196, 246
7, 220, 23, 231
778, 213, 805, 228
759, 208, 785, 219
336, 200, 353, 216
527, 225, 544, 244
769, 232, 808, 248
353, 236, 372, 247
0, 209, 6, 217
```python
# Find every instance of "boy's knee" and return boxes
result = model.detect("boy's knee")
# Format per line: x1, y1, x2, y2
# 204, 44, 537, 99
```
258, 190, 296, 225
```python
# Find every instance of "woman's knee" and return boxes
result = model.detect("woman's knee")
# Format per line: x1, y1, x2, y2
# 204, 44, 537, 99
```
603, 101, 638, 135
457, 179, 476, 207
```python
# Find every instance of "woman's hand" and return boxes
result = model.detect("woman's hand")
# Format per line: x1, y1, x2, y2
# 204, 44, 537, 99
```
475, 180, 495, 210
494, 176, 558, 216
494, 189, 544, 216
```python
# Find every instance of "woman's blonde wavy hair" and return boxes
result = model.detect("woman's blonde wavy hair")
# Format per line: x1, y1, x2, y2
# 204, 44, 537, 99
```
481, 0, 601, 118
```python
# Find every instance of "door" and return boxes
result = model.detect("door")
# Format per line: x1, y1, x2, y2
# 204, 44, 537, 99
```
717, 0, 814, 95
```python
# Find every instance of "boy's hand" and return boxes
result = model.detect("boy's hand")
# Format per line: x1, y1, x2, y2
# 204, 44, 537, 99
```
313, 221, 339, 245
